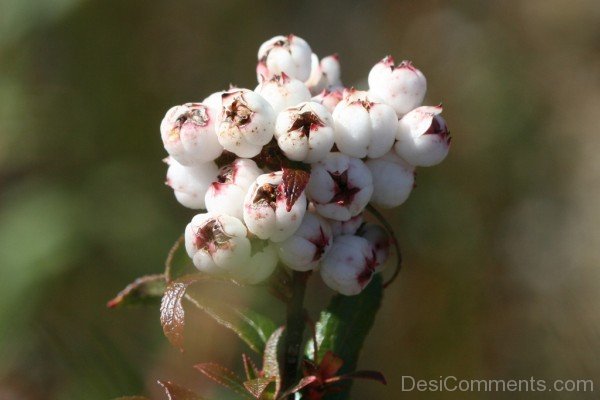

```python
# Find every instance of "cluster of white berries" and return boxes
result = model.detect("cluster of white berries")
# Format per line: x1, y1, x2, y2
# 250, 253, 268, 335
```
160, 35, 450, 296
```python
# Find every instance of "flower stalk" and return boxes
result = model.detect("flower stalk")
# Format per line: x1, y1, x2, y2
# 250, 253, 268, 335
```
283, 270, 310, 397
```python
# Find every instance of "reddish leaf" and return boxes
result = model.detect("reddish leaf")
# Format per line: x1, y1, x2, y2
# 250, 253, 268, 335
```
281, 167, 310, 212
195, 363, 253, 399
243, 377, 276, 399
319, 351, 344, 378
324, 370, 387, 386
157, 380, 206, 400
107, 274, 166, 308
276, 376, 318, 400
159, 274, 206, 351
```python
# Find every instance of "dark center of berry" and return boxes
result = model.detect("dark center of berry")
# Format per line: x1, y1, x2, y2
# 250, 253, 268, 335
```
288, 110, 324, 138
424, 116, 451, 144
328, 170, 361, 206
224, 97, 253, 127
217, 165, 234, 184
253, 183, 279, 210
176, 104, 209, 128
194, 219, 231, 254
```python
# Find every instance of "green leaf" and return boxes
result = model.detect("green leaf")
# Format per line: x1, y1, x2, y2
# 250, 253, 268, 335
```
195, 363, 253, 399
307, 275, 383, 399
157, 380, 206, 400
165, 235, 196, 282
107, 274, 166, 308
186, 296, 277, 354
159, 274, 207, 351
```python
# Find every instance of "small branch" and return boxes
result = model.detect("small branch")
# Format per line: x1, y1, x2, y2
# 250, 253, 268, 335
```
282, 271, 310, 397
164, 235, 184, 282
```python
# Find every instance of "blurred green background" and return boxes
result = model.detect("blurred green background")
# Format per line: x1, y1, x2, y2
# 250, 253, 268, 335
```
1, 0, 599, 399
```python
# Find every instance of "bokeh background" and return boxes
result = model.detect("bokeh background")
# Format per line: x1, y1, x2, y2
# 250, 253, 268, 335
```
1, 0, 600, 399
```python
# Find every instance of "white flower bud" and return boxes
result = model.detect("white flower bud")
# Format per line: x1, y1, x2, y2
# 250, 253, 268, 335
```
311, 89, 343, 114
357, 224, 390, 271
330, 213, 364, 237
365, 151, 415, 208
205, 158, 263, 219
165, 157, 218, 209
368, 56, 427, 117
320, 235, 378, 296
274, 102, 335, 163
243, 171, 307, 242
254, 74, 311, 114
160, 102, 223, 166
257, 34, 312, 82
184, 212, 251, 276
217, 89, 276, 158
307, 153, 373, 221
277, 211, 333, 271
394, 105, 450, 167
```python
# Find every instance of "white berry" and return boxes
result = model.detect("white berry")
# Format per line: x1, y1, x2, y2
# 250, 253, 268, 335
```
160, 102, 223, 166
307, 153, 373, 221
243, 171, 307, 242
257, 34, 313, 82
320, 235, 378, 296
184, 212, 251, 276
217, 89, 276, 158
332, 89, 397, 158
205, 158, 263, 220
165, 157, 218, 209
255, 74, 311, 115
395, 105, 450, 167
277, 211, 333, 271
274, 101, 335, 163
366, 151, 415, 208
368, 56, 427, 117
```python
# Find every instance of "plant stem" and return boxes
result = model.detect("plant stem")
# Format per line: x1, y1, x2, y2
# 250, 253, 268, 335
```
282, 271, 309, 397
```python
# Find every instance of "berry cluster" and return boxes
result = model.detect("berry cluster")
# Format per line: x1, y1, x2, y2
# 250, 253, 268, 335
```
160, 34, 450, 296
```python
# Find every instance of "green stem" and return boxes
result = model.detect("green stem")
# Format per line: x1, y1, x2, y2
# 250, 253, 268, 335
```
282, 271, 309, 397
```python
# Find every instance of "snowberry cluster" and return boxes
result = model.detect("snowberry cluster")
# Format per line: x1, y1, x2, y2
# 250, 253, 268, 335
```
160, 34, 450, 296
